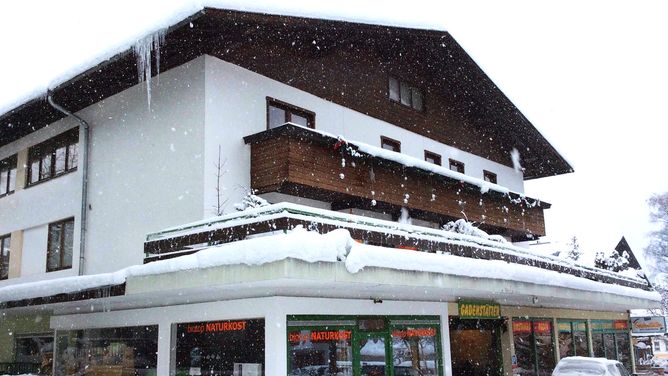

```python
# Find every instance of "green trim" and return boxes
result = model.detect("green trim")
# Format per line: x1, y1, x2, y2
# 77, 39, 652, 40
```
286, 315, 443, 376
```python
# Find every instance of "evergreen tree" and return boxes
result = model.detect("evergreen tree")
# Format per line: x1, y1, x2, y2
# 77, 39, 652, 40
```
646, 193, 668, 278
566, 236, 582, 261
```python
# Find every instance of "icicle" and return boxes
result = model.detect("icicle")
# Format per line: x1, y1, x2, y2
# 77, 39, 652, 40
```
133, 31, 166, 110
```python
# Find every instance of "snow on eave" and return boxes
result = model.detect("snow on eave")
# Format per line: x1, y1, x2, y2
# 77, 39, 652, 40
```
147, 202, 646, 287
0, 227, 659, 305
0, 1, 447, 119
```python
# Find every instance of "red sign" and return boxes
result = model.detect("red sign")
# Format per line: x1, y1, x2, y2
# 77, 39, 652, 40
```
186, 320, 247, 334
392, 328, 437, 338
513, 321, 532, 333
533, 321, 552, 334
289, 330, 352, 343
614, 320, 629, 330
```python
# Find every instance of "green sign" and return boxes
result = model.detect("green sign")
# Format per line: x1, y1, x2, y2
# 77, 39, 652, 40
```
458, 301, 501, 319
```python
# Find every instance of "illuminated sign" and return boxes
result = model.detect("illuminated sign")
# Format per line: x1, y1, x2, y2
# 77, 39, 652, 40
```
632, 317, 666, 334
533, 321, 552, 334
513, 321, 532, 333
186, 320, 247, 334
289, 330, 352, 343
614, 320, 629, 330
392, 328, 437, 338
458, 302, 501, 319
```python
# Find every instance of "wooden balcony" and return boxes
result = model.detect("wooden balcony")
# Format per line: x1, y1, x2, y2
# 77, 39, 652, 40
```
243, 124, 548, 240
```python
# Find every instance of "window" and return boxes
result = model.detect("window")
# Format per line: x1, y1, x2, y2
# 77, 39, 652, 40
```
591, 320, 632, 371
27, 128, 78, 186
558, 320, 589, 359
175, 319, 264, 375
0, 155, 17, 197
55, 326, 157, 375
513, 319, 556, 376
654, 341, 661, 351
388, 77, 424, 111
381, 136, 401, 152
449, 159, 465, 173
424, 151, 442, 166
47, 218, 74, 272
267, 98, 315, 129
483, 170, 497, 184
0, 234, 9, 280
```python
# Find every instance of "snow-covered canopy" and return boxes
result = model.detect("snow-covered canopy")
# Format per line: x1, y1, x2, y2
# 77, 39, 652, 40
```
0, 225, 659, 306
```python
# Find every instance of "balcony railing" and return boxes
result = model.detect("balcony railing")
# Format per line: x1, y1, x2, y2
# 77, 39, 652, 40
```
144, 202, 650, 291
243, 123, 548, 240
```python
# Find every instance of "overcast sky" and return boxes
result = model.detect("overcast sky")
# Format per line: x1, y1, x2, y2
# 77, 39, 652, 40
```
1, 1, 666, 268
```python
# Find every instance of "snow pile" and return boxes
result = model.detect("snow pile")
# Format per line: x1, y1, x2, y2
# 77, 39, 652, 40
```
0, 227, 660, 305
234, 189, 270, 211
441, 219, 507, 243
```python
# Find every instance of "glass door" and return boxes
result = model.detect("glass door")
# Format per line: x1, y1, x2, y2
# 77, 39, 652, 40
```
356, 331, 391, 376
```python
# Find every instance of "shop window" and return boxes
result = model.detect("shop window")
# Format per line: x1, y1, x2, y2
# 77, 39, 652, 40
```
175, 319, 264, 375
0, 155, 17, 197
47, 218, 74, 272
449, 159, 465, 174
512, 319, 556, 376
1, 234, 10, 280
267, 97, 315, 129
424, 151, 442, 166
27, 128, 79, 186
590, 320, 632, 371
388, 77, 424, 111
558, 320, 589, 358
381, 136, 401, 152
655, 341, 661, 351
483, 170, 497, 184
54, 325, 158, 375
15, 334, 54, 375
288, 316, 441, 376
450, 317, 502, 376
288, 327, 353, 376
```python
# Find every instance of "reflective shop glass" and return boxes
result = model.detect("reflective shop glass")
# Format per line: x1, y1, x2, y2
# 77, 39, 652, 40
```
512, 320, 555, 376
175, 319, 264, 376
391, 327, 440, 375
54, 325, 158, 376
558, 321, 589, 358
288, 328, 353, 376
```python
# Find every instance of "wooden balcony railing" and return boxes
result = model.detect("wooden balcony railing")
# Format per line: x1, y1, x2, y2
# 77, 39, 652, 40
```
243, 124, 548, 240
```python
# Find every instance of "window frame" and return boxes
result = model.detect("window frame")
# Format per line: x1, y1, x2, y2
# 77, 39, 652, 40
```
0, 154, 17, 198
483, 170, 497, 184
424, 150, 442, 166
380, 136, 401, 153
0, 233, 10, 280
27, 128, 79, 187
448, 159, 465, 174
387, 76, 424, 112
46, 217, 75, 272
266, 97, 315, 130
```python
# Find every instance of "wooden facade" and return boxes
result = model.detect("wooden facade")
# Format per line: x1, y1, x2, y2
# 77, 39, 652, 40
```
244, 125, 547, 239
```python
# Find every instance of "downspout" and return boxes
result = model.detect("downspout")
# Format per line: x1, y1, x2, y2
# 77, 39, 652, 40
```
47, 93, 90, 276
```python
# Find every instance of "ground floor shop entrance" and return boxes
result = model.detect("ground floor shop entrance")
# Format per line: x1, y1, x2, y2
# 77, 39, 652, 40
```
287, 316, 443, 376
448, 317, 503, 376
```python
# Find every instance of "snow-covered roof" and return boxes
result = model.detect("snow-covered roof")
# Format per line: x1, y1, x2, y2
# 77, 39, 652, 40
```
0, 226, 660, 306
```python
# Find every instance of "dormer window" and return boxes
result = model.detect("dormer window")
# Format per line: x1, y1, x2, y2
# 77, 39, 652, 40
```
483, 170, 497, 184
267, 98, 315, 129
388, 77, 423, 111
27, 128, 78, 186
424, 150, 442, 166
381, 136, 401, 152
449, 159, 465, 174
0, 155, 17, 197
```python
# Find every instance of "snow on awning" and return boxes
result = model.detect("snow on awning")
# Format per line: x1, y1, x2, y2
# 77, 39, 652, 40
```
0, 227, 660, 307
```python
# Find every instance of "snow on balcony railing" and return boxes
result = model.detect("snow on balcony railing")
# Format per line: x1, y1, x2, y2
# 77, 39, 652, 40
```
145, 202, 648, 287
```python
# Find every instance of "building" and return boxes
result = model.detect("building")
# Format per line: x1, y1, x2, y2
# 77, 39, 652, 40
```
0, 6, 660, 376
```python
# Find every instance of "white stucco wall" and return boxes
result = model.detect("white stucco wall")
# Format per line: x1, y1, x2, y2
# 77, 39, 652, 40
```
202, 55, 524, 217
83, 56, 206, 274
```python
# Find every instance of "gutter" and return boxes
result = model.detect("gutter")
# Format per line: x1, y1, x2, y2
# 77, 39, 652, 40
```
47, 93, 90, 276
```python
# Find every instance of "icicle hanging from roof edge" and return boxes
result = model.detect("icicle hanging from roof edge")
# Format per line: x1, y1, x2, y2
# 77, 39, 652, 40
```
133, 30, 166, 110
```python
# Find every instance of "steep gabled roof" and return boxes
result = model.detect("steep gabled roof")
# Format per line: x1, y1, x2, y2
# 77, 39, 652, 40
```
616, 236, 642, 270
0, 7, 572, 179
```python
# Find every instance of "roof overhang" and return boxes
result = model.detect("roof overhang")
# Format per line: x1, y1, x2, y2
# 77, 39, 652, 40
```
0, 8, 572, 179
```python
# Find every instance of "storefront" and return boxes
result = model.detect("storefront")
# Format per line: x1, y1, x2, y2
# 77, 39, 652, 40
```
449, 302, 504, 376
557, 320, 589, 358
287, 316, 442, 376
512, 319, 555, 376
591, 320, 632, 371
